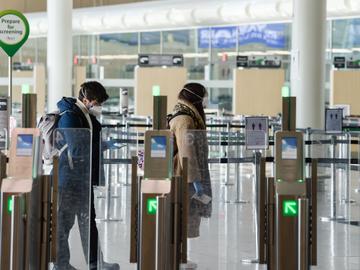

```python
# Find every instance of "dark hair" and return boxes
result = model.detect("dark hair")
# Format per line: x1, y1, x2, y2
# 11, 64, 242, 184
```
78, 81, 109, 103
178, 83, 207, 123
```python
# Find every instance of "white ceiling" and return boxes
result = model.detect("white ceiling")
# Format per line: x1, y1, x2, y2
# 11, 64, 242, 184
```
27, 0, 360, 37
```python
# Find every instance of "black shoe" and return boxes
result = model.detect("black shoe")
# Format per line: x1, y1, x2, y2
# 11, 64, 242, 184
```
90, 261, 120, 270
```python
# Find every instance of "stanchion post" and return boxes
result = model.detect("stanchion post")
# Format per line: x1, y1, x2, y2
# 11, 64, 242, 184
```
124, 121, 130, 186
321, 135, 345, 222
104, 142, 111, 220
102, 136, 122, 222
226, 130, 248, 204
224, 122, 232, 185
242, 151, 262, 263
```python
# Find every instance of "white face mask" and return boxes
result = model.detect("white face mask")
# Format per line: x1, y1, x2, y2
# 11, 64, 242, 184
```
183, 87, 208, 108
89, 105, 102, 117
202, 96, 209, 108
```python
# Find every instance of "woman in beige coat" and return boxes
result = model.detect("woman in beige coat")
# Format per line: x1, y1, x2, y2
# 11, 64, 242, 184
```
169, 83, 212, 240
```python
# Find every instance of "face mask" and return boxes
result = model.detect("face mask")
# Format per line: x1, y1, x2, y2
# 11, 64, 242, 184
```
183, 87, 208, 108
89, 105, 102, 117
202, 96, 209, 108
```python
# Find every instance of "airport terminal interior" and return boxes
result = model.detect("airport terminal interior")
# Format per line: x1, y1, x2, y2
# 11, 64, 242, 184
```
1, 0, 360, 269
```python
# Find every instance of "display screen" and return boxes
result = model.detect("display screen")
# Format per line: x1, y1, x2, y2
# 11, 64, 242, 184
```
281, 137, 297, 160
150, 136, 167, 158
16, 134, 33, 156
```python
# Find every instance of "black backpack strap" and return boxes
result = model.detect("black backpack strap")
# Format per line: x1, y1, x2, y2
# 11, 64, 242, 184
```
168, 110, 193, 124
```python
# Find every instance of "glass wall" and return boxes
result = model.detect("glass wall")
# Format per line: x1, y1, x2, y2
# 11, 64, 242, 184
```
1, 18, 360, 112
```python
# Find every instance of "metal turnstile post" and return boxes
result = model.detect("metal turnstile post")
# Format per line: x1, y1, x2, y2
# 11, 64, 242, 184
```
321, 135, 345, 222
242, 152, 264, 263
227, 131, 248, 204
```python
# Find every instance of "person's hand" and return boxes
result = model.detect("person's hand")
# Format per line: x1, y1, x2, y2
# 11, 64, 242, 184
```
192, 180, 211, 205
102, 139, 123, 150
193, 180, 204, 197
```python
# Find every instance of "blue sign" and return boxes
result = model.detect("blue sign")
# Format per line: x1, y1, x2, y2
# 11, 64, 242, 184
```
347, 19, 360, 47
198, 27, 238, 49
239, 24, 286, 48
198, 24, 286, 49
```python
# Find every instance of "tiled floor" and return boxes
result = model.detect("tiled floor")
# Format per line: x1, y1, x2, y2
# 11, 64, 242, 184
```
67, 163, 360, 270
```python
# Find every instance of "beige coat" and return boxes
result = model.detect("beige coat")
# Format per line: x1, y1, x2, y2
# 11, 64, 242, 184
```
169, 99, 212, 238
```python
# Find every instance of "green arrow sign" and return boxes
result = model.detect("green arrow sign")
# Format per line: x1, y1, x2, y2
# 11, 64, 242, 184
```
283, 200, 298, 217
147, 198, 158, 215
0, 10, 30, 57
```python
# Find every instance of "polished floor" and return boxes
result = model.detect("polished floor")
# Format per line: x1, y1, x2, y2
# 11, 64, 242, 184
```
67, 163, 360, 270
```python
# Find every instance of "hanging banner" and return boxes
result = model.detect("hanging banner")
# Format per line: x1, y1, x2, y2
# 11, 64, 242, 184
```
346, 18, 360, 47
0, 10, 30, 57
198, 24, 286, 49
198, 26, 238, 49
238, 23, 286, 48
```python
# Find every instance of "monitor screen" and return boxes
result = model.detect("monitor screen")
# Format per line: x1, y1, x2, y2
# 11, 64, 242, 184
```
16, 134, 33, 156
281, 137, 297, 160
150, 136, 167, 158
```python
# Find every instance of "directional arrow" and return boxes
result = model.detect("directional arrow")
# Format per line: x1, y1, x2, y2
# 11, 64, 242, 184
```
147, 198, 158, 215
283, 200, 298, 217
139, 56, 149, 64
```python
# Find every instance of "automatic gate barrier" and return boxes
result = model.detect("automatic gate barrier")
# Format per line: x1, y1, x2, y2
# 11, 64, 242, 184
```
0, 128, 42, 269
130, 96, 188, 270
254, 97, 318, 270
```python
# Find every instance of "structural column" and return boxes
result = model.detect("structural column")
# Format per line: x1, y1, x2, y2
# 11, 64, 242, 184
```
290, 0, 327, 129
47, 0, 73, 112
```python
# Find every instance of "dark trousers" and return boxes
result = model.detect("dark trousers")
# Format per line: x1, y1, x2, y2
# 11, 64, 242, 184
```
57, 181, 99, 267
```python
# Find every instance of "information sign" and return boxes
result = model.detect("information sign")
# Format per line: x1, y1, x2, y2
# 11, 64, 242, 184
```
0, 10, 30, 57
245, 116, 268, 150
333, 56, 346, 69
248, 56, 282, 68
138, 54, 183, 67
236, 55, 248, 67
325, 108, 343, 133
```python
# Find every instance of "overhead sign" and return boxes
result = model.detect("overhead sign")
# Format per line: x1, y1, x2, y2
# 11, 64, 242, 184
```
283, 200, 298, 217
239, 23, 286, 48
346, 57, 360, 69
147, 198, 157, 215
198, 24, 286, 49
0, 10, 30, 57
138, 54, 184, 67
236, 55, 282, 68
333, 56, 346, 69
325, 108, 343, 133
236, 56, 248, 68
198, 26, 238, 49
248, 56, 282, 68
245, 116, 268, 150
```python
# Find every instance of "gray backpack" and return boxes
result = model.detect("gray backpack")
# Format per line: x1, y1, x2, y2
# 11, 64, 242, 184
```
37, 110, 68, 164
